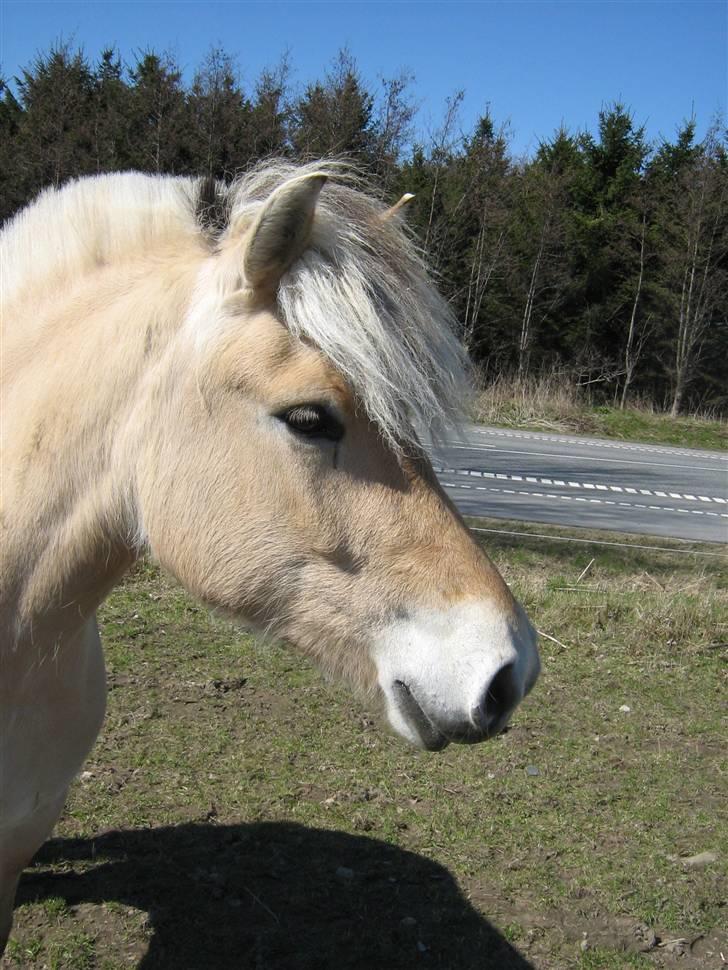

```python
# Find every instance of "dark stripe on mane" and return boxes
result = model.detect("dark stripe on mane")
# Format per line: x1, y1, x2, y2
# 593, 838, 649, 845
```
195, 177, 230, 239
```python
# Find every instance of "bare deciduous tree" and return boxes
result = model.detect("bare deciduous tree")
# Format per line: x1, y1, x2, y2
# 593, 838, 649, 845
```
663, 125, 728, 415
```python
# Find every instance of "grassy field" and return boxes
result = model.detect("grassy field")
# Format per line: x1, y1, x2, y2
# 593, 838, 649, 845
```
473, 374, 728, 451
3, 522, 726, 969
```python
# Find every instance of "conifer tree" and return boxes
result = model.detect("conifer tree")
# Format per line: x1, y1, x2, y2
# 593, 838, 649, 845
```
247, 60, 291, 159
291, 49, 374, 160
0, 78, 24, 220
569, 104, 650, 387
127, 51, 187, 173
187, 48, 252, 178
510, 139, 573, 376
456, 110, 514, 358
14, 44, 95, 193
91, 48, 131, 172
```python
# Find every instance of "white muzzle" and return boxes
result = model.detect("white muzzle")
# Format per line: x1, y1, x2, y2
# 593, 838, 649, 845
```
373, 600, 540, 750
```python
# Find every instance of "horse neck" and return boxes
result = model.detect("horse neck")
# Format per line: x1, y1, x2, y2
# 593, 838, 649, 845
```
1, 242, 204, 650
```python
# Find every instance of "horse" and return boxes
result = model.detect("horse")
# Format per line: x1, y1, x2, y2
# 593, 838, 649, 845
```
0, 160, 540, 951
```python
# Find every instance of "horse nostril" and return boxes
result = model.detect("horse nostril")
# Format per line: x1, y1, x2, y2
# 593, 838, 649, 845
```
473, 663, 519, 735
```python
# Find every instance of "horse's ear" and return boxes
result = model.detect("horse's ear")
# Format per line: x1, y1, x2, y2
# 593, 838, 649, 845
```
381, 193, 415, 222
243, 173, 327, 292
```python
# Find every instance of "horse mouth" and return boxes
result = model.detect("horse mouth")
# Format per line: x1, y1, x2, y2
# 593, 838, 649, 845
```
392, 680, 450, 751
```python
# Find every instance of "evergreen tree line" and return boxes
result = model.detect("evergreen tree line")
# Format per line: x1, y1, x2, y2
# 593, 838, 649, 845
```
2, 44, 726, 415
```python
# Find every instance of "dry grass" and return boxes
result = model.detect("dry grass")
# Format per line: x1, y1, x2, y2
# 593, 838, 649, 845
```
474, 370, 587, 433
472, 370, 728, 450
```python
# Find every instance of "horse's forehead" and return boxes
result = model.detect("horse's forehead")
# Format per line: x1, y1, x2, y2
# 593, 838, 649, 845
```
216, 310, 353, 410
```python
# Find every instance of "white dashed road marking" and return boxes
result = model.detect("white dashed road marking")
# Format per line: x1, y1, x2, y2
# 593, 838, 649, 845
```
439, 481, 728, 520
432, 467, 726, 505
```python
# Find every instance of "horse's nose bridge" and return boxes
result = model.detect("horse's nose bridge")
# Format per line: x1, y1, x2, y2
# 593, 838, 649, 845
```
420, 471, 519, 604
421, 513, 519, 612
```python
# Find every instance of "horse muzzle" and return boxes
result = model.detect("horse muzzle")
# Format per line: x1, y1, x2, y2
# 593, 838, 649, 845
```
374, 600, 540, 751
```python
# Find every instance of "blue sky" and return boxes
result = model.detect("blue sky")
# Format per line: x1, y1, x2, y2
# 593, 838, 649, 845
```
1, 1, 725, 156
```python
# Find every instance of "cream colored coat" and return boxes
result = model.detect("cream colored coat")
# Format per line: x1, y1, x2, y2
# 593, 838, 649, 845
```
0, 163, 539, 951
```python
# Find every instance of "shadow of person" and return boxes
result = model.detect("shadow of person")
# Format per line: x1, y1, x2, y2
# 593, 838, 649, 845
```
17, 821, 535, 969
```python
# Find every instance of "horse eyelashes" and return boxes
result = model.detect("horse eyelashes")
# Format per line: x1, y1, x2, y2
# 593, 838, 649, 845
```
280, 404, 344, 442
288, 405, 324, 430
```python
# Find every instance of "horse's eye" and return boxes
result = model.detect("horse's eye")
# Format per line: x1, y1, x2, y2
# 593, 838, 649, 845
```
279, 404, 344, 442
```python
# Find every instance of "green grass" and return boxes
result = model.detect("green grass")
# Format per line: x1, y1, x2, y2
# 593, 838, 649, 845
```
479, 400, 728, 451
579, 949, 655, 969
4, 527, 726, 969
574, 405, 726, 450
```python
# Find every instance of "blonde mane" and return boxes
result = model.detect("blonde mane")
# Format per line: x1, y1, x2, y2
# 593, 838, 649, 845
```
0, 173, 201, 311
1, 161, 470, 450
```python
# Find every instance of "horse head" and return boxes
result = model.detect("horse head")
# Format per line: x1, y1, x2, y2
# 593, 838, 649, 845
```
132, 164, 540, 749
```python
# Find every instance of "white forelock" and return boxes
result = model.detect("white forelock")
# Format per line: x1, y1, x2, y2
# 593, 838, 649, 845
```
227, 161, 471, 451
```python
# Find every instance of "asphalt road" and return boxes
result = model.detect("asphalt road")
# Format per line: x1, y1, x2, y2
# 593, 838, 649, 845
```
430, 425, 728, 544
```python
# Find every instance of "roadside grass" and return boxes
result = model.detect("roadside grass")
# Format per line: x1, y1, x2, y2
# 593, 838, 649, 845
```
590, 406, 728, 450
473, 373, 728, 451
4, 523, 726, 969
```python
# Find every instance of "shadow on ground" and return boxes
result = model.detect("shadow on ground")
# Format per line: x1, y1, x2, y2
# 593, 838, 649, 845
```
18, 822, 533, 969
